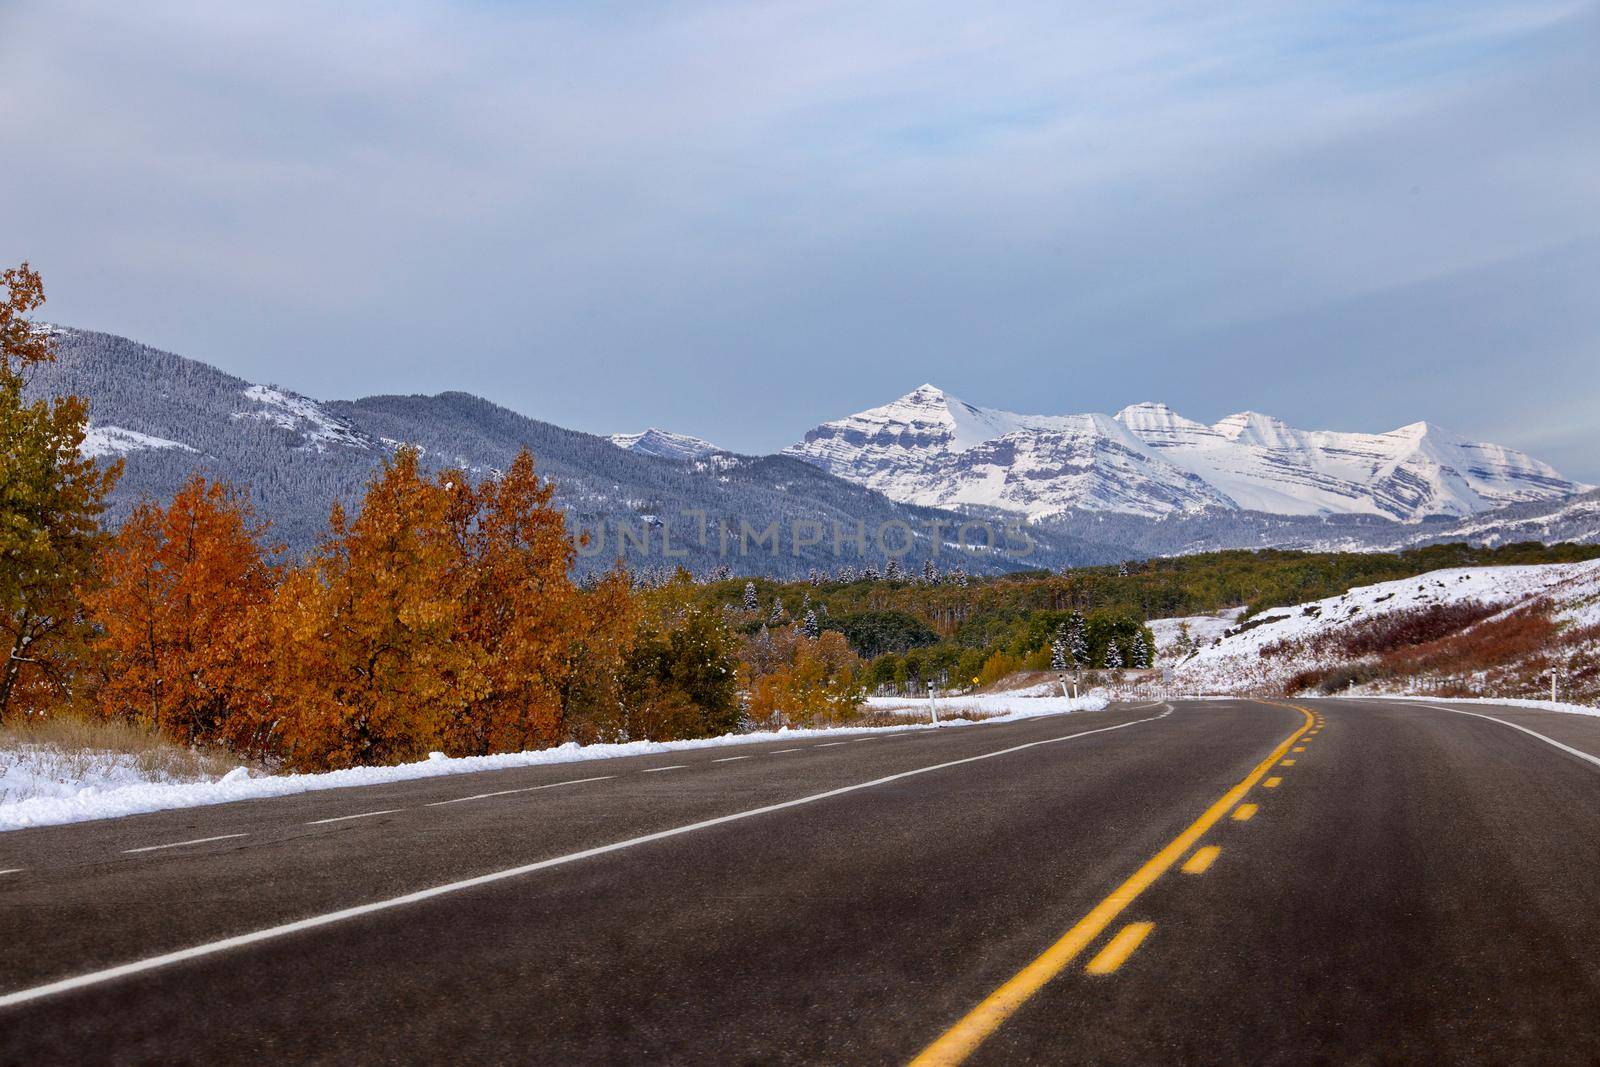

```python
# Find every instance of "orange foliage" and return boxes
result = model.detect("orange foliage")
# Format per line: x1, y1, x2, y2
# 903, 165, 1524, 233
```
746, 628, 863, 727
86, 477, 277, 745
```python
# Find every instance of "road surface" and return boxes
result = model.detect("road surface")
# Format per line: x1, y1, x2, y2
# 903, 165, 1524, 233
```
3, 697, 1599, 1064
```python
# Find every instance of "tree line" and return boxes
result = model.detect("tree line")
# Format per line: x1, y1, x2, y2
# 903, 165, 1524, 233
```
0, 265, 865, 769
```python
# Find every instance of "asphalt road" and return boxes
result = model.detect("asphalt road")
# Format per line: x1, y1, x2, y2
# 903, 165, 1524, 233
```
3, 696, 1599, 1065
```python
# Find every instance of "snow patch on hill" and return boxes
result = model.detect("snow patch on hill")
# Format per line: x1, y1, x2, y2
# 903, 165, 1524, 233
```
80, 425, 196, 459
233, 385, 368, 451
609, 427, 722, 461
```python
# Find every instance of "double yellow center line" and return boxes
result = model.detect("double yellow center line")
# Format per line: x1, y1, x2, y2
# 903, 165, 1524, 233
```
910, 700, 1314, 1066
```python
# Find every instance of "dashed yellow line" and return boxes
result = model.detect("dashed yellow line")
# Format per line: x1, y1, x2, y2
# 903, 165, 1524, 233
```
1280, 759, 1296, 766
1085, 923, 1154, 975
1180, 846, 1220, 874
1232, 803, 1259, 821
1292, 746, 1306, 752
908, 701, 1313, 1066
1263, 776, 1282, 788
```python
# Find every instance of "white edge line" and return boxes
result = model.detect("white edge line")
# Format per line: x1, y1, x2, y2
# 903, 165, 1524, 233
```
305, 809, 403, 826
0, 703, 1172, 1010
424, 776, 614, 807
1413, 702, 1600, 770
121, 834, 249, 854
0, 869, 22, 876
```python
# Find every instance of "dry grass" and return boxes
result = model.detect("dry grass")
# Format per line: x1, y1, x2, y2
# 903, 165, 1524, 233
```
842, 706, 1006, 728
0, 715, 263, 805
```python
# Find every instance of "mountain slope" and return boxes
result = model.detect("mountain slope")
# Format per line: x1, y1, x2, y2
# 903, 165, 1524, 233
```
786, 386, 1586, 522
25, 328, 1117, 575
609, 428, 722, 462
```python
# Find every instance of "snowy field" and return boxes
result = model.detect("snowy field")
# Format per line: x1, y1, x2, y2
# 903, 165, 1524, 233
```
1172, 559, 1600, 696
1147, 606, 1247, 660
0, 695, 1109, 832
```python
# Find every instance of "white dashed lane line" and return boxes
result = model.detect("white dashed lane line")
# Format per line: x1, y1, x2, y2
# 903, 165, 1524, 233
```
305, 809, 404, 826
425, 776, 615, 807
122, 834, 249, 854
640, 765, 685, 773
0, 869, 23, 876
711, 756, 749, 763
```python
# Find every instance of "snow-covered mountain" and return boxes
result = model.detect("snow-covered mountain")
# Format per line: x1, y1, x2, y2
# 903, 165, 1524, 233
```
1394, 487, 1600, 550
786, 386, 1587, 522
609, 427, 722, 462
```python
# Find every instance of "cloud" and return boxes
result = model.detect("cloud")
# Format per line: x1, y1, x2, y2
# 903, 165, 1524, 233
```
1, 0, 1595, 475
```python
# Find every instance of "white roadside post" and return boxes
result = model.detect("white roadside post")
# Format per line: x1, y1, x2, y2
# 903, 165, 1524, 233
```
929, 684, 940, 725
1549, 667, 1561, 704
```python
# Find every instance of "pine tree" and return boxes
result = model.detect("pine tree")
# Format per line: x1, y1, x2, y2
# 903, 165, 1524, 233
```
862, 562, 881, 582
0, 264, 121, 721
802, 609, 820, 639
743, 581, 758, 613
1104, 641, 1123, 670
885, 558, 902, 581
1132, 631, 1151, 669
768, 597, 786, 625
922, 559, 937, 584
1050, 627, 1069, 671
808, 567, 820, 586
1066, 611, 1089, 666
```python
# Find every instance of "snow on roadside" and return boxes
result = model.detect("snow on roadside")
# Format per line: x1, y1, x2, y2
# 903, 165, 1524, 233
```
0, 746, 221, 807
0, 695, 1110, 832
865, 692, 1110, 715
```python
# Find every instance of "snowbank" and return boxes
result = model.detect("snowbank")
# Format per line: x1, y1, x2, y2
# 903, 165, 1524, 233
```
0, 695, 1111, 832
865, 693, 1109, 715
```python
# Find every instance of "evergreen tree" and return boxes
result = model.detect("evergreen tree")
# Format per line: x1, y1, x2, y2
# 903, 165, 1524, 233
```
1066, 611, 1089, 666
808, 567, 820, 586
743, 581, 758, 613
1050, 627, 1069, 672
862, 562, 881, 582
885, 558, 902, 581
922, 559, 937, 584
1132, 631, 1152, 669
1104, 641, 1123, 669
802, 609, 820, 639
769, 597, 786, 625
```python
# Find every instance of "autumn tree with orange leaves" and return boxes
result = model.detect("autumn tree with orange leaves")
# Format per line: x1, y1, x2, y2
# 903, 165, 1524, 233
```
86, 476, 278, 746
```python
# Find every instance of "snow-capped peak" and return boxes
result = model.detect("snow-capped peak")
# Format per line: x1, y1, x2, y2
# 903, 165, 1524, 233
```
785, 388, 1588, 522
609, 427, 722, 462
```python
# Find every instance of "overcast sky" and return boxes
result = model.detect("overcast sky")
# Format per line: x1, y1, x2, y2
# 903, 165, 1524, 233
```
3, 1, 1597, 478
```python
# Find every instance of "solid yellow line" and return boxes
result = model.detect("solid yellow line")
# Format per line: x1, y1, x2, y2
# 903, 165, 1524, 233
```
908, 701, 1313, 1066
1085, 922, 1154, 975
1180, 845, 1220, 874
1263, 776, 1282, 788
1232, 803, 1259, 821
